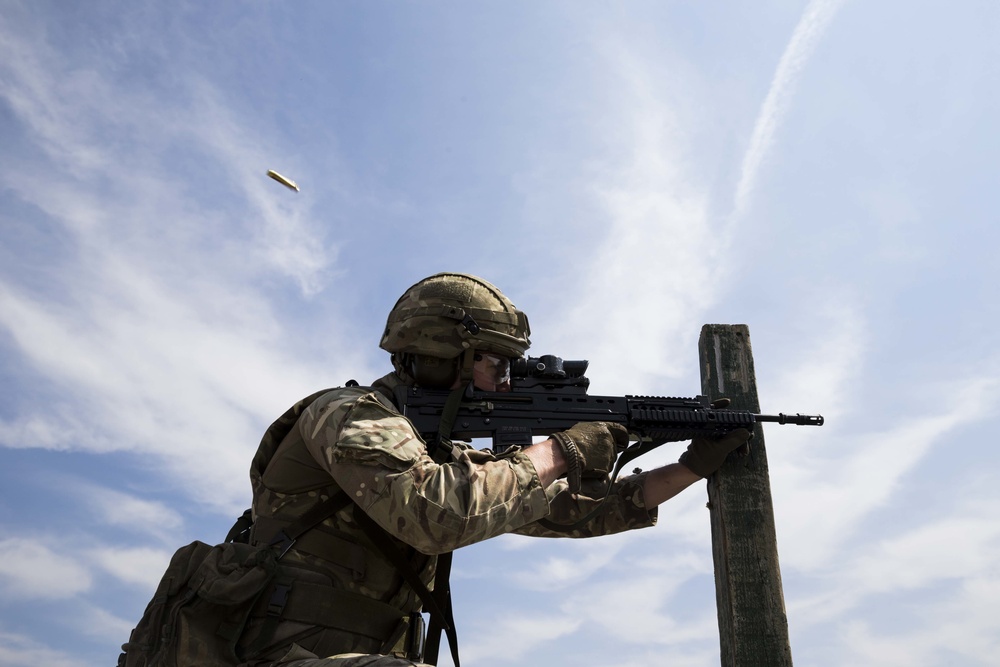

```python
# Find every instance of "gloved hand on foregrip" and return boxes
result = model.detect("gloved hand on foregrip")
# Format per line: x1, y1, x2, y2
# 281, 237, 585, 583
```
677, 428, 753, 478
550, 421, 629, 493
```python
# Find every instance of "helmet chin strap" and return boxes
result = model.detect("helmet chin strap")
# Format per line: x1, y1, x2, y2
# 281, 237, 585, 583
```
433, 352, 477, 460
457, 349, 476, 386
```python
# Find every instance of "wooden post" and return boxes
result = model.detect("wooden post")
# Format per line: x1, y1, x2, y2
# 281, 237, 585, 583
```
698, 324, 792, 667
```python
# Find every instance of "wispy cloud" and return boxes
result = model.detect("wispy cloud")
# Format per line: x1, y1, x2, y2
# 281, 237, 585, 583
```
850, 515, 1000, 595
544, 36, 722, 391
0, 534, 172, 604
73, 602, 138, 644
0, 630, 90, 667
74, 482, 185, 542
561, 567, 717, 645
834, 537, 1000, 666
461, 612, 581, 663
774, 372, 1000, 571
0, 10, 333, 294
0, 11, 371, 511
507, 538, 624, 591
0, 274, 314, 510
0, 538, 92, 599
88, 546, 174, 590
3, 3, 998, 667
758, 293, 867, 424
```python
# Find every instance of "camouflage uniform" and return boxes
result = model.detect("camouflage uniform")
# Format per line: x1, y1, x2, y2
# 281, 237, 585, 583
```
238, 371, 657, 666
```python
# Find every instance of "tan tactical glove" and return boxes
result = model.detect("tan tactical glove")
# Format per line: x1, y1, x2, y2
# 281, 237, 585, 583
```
550, 422, 629, 493
678, 428, 753, 478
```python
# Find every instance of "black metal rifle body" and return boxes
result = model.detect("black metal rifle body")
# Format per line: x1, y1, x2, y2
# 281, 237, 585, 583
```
393, 355, 823, 472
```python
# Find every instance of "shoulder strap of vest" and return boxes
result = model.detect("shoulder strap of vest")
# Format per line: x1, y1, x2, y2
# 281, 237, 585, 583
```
230, 385, 349, 546
251, 386, 340, 483
267, 493, 355, 557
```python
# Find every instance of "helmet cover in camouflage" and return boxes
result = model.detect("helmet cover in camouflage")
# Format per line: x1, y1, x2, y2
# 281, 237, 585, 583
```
380, 272, 531, 360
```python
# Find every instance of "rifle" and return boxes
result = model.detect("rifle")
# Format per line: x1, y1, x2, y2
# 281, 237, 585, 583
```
395, 354, 823, 477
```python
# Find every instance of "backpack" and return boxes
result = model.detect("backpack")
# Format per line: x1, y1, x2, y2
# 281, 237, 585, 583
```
119, 389, 344, 667
118, 540, 274, 667
118, 494, 350, 667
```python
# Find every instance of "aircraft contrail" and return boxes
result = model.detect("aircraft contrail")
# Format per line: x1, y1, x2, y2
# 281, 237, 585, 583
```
732, 0, 847, 221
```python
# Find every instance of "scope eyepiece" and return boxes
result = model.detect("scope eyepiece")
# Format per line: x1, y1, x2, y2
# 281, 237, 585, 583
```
511, 355, 589, 379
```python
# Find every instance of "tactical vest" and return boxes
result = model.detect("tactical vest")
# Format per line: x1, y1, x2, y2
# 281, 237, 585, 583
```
240, 381, 459, 665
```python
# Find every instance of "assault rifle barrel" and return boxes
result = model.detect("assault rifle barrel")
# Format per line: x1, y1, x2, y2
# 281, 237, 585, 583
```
755, 413, 824, 426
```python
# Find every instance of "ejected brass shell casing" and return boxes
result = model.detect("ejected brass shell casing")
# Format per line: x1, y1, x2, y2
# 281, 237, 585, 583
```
266, 169, 299, 191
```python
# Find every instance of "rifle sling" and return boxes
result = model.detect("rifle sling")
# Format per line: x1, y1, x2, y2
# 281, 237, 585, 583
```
422, 550, 454, 665
352, 504, 460, 667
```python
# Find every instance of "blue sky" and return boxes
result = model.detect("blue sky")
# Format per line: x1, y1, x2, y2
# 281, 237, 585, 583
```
1, 1, 999, 665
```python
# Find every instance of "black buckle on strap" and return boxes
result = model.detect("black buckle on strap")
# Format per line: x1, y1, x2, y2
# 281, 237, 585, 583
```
406, 611, 426, 662
267, 583, 292, 617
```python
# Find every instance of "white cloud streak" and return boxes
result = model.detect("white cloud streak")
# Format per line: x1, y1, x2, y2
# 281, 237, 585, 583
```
732, 0, 847, 221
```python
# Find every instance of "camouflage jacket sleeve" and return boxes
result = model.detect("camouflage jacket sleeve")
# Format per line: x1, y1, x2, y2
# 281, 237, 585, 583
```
297, 387, 554, 555
511, 473, 658, 538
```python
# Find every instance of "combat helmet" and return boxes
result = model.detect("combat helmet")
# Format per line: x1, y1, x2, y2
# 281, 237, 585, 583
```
380, 272, 531, 388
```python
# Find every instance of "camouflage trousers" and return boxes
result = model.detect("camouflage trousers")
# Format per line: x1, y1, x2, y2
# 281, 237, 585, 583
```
270, 644, 432, 667
278, 654, 431, 667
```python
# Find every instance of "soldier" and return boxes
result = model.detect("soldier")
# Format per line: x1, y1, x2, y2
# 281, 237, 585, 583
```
236, 272, 750, 667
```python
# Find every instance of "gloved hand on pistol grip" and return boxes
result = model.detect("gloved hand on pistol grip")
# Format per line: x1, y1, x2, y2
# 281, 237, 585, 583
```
550, 421, 629, 493
678, 428, 753, 478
